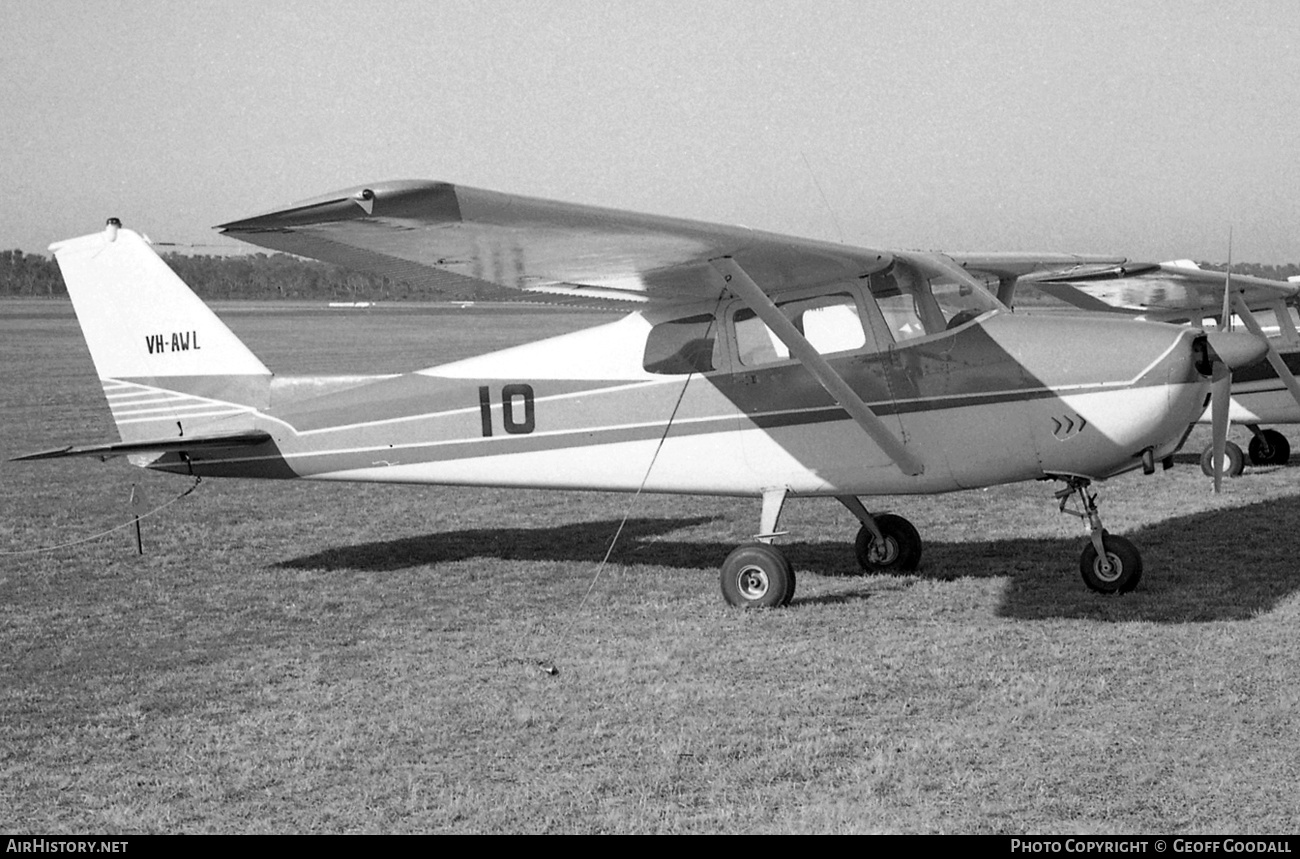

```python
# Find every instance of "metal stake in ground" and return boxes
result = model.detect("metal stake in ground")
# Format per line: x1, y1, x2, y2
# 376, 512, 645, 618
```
129, 484, 146, 555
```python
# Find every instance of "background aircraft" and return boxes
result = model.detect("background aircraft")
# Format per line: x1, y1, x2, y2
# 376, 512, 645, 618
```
1013, 260, 1300, 477
16, 182, 1268, 607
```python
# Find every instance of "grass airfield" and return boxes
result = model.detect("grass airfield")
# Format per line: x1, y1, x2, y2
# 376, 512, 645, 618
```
2, 299, 1299, 834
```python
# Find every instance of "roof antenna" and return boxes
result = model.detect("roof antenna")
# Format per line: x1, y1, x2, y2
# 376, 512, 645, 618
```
801, 151, 846, 244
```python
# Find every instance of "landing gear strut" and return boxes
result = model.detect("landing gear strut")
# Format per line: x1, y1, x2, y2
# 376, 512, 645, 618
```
1056, 478, 1143, 594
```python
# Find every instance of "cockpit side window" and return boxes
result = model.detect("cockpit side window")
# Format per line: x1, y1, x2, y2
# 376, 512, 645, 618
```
733, 293, 867, 367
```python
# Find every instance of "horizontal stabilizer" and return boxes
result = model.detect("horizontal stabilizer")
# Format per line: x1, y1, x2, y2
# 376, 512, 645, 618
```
10, 430, 273, 462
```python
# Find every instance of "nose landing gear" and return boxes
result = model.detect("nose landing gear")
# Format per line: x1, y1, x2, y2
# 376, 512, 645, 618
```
1056, 477, 1143, 594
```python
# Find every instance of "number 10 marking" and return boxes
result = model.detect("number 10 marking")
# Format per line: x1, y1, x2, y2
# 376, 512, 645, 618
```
478, 384, 535, 436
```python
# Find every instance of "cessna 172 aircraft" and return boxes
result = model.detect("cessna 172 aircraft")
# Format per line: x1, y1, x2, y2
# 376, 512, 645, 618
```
15, 181, 1270, 608
1015, 260, 1300, 477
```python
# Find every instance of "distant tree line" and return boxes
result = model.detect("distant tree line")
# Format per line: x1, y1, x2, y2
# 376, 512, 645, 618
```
0, 249, 500, 302
3, 247, 1300, 301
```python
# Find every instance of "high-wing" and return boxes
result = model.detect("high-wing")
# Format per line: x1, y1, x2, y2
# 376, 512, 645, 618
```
218, 180, 907, 305
221, 180, 1133, 307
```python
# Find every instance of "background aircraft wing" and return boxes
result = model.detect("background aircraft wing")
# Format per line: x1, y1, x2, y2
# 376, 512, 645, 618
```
1015, 260, 1300, 319
946, 252, 1130, 281
218, 180, 901, 305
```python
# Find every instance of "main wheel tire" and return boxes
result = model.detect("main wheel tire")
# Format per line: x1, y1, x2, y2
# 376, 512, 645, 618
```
1079, 531, 1143, 594
720, 543, 795, 608
1200, 441, 1245, 477
1248, 429, 1291, 466
854, 513, 922, 573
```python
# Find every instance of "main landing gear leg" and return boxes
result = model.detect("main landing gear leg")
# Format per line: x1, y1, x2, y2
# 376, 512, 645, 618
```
837, 495, 922, 573
719, 489, 796, 608
1055, 478, 1143, 594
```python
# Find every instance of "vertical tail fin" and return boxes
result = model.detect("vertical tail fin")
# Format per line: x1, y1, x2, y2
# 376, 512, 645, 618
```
51, 222, 271, 442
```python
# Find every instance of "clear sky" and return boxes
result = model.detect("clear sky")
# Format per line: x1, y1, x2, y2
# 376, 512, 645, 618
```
4, 0, 1299, 262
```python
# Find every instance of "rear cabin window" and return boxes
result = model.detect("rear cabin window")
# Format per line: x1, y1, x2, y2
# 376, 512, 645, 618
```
733, 293, 867, 366
643, 313, 718, 374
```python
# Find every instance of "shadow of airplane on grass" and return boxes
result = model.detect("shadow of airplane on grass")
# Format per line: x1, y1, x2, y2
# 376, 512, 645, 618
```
278, 515, 725, 573
278, 497, 1300, 624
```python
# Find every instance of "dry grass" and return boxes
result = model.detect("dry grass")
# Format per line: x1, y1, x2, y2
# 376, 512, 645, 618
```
2, 300, 1299, 833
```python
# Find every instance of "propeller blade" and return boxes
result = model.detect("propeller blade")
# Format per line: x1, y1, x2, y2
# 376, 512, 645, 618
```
1211, 364, 1231, 494
1221, 228, 1234, 331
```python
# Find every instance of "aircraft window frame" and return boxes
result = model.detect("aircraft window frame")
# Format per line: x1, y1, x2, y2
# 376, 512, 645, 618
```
643, 311, 721, 375
722, 286, 879, 369
866, 263, 1002, 346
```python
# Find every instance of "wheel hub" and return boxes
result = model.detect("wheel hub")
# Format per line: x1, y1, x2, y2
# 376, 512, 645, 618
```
1093, 553, 1122, 583
737, 566, 770, 600
867, 536, 899, 565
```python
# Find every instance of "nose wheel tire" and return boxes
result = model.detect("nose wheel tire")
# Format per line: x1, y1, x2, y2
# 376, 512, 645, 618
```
1199, 441, 1245, 478
1079, 532, 1142, 594
854, 513, 922, 573
1248, 429, 1290, 466
720, 543, 795, 608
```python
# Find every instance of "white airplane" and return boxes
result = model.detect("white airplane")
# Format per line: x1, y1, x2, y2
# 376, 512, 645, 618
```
1016, 259, 1300, 477
14, 181, 1270, 607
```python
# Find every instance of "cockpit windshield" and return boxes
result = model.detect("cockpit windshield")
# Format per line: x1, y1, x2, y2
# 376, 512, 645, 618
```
868, 260, 1002, 343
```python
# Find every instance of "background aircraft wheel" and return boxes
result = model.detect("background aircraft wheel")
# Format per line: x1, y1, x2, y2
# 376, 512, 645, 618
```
1199, 441, 1245, 477
720, 543, 795, 608
1248, 430, 1290, 466
1079, 532, 1143, 594
854, 513, 922, 573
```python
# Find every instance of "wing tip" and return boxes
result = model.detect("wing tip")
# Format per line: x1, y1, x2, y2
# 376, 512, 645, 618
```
217, 179, 460, 233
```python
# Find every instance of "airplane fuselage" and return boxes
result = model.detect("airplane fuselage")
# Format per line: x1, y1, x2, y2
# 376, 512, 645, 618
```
134, 309, 1210, 498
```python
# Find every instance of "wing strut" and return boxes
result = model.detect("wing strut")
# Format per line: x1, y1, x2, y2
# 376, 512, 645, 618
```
708, 257, 924, 477
1231, 294, 1300, 410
